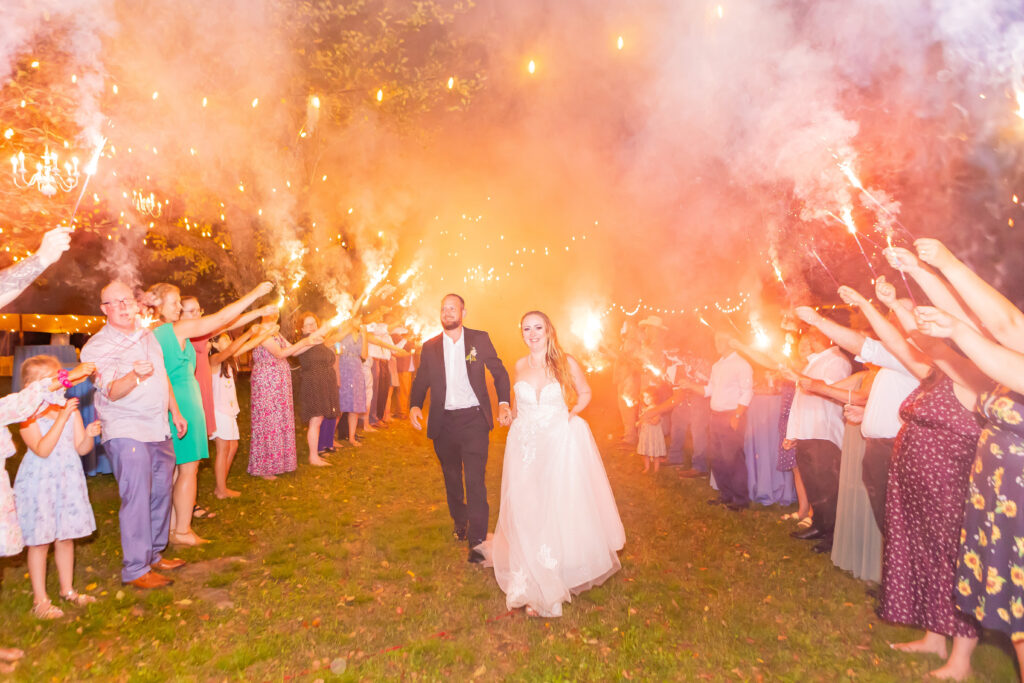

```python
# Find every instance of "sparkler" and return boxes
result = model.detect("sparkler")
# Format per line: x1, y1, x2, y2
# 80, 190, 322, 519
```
885, 232, 918, 306
806, 245, 841, 287
622, 395, 635, 409
827, 206, 877, 279
69, 136, 106, 224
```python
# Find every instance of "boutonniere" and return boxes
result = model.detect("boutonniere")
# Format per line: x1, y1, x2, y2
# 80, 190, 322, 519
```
466, 347, 478, 363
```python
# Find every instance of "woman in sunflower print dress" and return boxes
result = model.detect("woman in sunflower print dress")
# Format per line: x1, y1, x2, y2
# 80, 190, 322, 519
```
894, 236, 1024, 680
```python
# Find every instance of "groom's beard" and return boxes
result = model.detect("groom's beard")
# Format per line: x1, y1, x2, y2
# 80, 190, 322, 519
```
441, 319, 462, 331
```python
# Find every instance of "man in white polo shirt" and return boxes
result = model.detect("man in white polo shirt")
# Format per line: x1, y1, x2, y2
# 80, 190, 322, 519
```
81, 281, 188, 589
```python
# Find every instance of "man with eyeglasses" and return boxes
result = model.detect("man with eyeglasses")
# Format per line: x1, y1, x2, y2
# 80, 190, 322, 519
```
81, 280, 188, 589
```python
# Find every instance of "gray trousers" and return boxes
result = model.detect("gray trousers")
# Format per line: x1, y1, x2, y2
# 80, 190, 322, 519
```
105, 438, 175, 582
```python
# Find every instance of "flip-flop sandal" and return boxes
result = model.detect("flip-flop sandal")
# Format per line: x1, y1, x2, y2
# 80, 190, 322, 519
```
796, 516, 814, 529
192, 505, 216, 519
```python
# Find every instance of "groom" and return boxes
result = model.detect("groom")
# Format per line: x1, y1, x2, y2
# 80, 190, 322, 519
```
409, 294, 512, 563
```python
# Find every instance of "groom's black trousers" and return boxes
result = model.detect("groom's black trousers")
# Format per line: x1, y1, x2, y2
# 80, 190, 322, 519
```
432, 406, 490, 547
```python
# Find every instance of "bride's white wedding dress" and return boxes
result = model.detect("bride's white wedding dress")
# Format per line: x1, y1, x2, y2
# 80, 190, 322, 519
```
479, 380, 625, 617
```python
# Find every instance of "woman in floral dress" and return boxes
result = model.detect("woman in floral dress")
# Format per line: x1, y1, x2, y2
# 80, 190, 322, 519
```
248, 312, 319, 479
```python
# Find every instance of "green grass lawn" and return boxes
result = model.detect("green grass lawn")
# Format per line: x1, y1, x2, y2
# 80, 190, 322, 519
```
0, 376, 1018, 681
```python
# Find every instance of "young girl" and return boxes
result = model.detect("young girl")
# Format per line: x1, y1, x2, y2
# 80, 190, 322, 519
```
637, 390, 667, 473
15, 356, 100, 619
208, 325, 273, 498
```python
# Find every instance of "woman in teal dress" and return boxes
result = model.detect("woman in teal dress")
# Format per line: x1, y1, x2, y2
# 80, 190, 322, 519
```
145, 281, 276, 546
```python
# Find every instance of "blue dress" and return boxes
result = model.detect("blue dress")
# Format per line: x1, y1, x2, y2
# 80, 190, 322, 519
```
14, 416, 97, 545
337, 334, 366, 413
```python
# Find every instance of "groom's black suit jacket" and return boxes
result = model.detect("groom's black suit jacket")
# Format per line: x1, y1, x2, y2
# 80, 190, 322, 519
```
409, 327, 511, 440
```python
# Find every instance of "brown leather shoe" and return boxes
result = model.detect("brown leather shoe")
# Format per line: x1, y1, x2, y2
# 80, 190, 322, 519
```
151, 557, 187, 571
123, 571, 173, 589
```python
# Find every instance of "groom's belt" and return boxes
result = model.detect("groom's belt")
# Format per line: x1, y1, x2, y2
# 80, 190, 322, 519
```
443, 405, 481, 413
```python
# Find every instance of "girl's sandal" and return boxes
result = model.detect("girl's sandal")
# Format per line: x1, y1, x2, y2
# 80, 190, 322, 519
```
796, 516, 814, 530
60, 590, 97, 607
31, 601, 64, 620
192, 504, 216, 519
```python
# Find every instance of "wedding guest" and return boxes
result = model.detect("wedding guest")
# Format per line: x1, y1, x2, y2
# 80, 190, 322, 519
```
841, 279, 987, 679
365, 311, 391, 426
335, 316, 368, 446
249, 311, 320, 479
613, 320, 643, 448
901, 238, 1024, 678
145, 281, 275, 545
391, 326, 415, 419
666, 345, 711, 475
15, 357, 100, 619
208, 325, 273, 498
637, 389, 666, 473
784, 328, 851, 552
679, 333, 753, 510
181, 297, 215, 438
794, 306, 919, 537
295, 312, 339, 467
81, 281, 188, 589
0, 226, 74, 671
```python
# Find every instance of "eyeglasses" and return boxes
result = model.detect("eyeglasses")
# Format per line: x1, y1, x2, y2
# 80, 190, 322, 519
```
101, 298, 136, 309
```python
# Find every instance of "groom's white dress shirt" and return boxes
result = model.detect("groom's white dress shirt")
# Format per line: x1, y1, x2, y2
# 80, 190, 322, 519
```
443, 330, 480, 410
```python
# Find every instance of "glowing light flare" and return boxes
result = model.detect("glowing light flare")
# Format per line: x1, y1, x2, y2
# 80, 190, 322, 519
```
310, 95, 320, 109
644, 363, 663, 378
527, 60, 536, 74
622, 395, 635, 408
716, 5, 724, 18
617, 36, 624, 50
447, 77, 455, 89
571, 310, 604, 352
376, 88, 384, 102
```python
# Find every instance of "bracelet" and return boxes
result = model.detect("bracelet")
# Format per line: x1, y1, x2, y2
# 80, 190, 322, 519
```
57, 369, 73, 389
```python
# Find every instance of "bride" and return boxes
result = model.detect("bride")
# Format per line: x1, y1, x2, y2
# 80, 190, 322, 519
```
478, 310, 625, 617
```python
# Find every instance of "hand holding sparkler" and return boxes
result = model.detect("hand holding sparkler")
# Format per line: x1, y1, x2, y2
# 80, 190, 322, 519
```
793, 306, 823, 326
883, 246, 921, 273
132, 360, 155, 381
913, 238, 956, 270
64, 362, 96, 386
36, 226, 73, 267
874, 277, 898, 308
252, 281, 275, 298
837, 285, 869, 309
253, 304, 279, 319
913, 306, 958, 339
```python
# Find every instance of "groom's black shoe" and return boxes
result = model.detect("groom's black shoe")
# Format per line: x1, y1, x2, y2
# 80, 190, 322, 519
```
790, 526, 826, 540
452, 524, 468, 542
467, 549, 485, 564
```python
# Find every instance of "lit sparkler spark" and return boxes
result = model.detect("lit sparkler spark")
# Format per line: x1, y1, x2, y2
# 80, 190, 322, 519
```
782, 333, 794, 358
807, 245, 841, 287
644, 363, 662, 378
885, 232, 918, 306
829, 206, 878, 279
527, 60, 536, 74
275, 293, 285, 308
617, 36, 624, 50
750, 314, 770, 350
397, 264, 418, 285
622, 395, 636, 408
571, 310, 604, 352
358, 263, 392, 309
69, 136, 106, 222
698, 316, 711, 328
137, 313, 156, 328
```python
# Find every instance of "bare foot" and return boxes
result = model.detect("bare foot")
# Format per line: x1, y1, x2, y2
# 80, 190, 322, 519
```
309, 456, 331, 467
641, 465, 650, 473
348, 439, 362, 448
890, 637, 947, 658
259, 474, 278, 481
0, 661, 15, 674
928, 661, 971, 681
524, 606, 539, 617
169, 530, 209, 547
214, 488, 241, 499
0, 647, 24, 662
362, 426, 378, 433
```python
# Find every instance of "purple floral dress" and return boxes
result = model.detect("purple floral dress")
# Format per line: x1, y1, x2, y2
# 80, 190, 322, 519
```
878, 372, 981, 638
776, 382, 797, 471
248, 336, 297, 477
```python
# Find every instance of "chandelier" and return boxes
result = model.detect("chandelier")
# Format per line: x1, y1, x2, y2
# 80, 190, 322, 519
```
10, 148, 79, 196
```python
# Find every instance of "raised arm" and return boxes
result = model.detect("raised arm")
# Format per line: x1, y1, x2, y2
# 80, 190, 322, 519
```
172, 283, 275, 342
236, 324, 278, 356
794, 306, 866, 357
259, 333, 315, 360
799, 370, 869, 406
0, 226, 72, 309
883, 247, 981, 333
838, 281, 931, 380
209, 328, 256, 366
916, 238, 1024, 351
916, 307, 1018, 394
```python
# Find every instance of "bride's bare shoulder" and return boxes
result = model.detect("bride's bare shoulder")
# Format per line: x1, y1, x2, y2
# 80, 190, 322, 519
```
512, 355, 530, 378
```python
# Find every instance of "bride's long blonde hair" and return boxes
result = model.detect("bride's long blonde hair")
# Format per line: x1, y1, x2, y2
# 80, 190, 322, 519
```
521, 310, 578, 409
